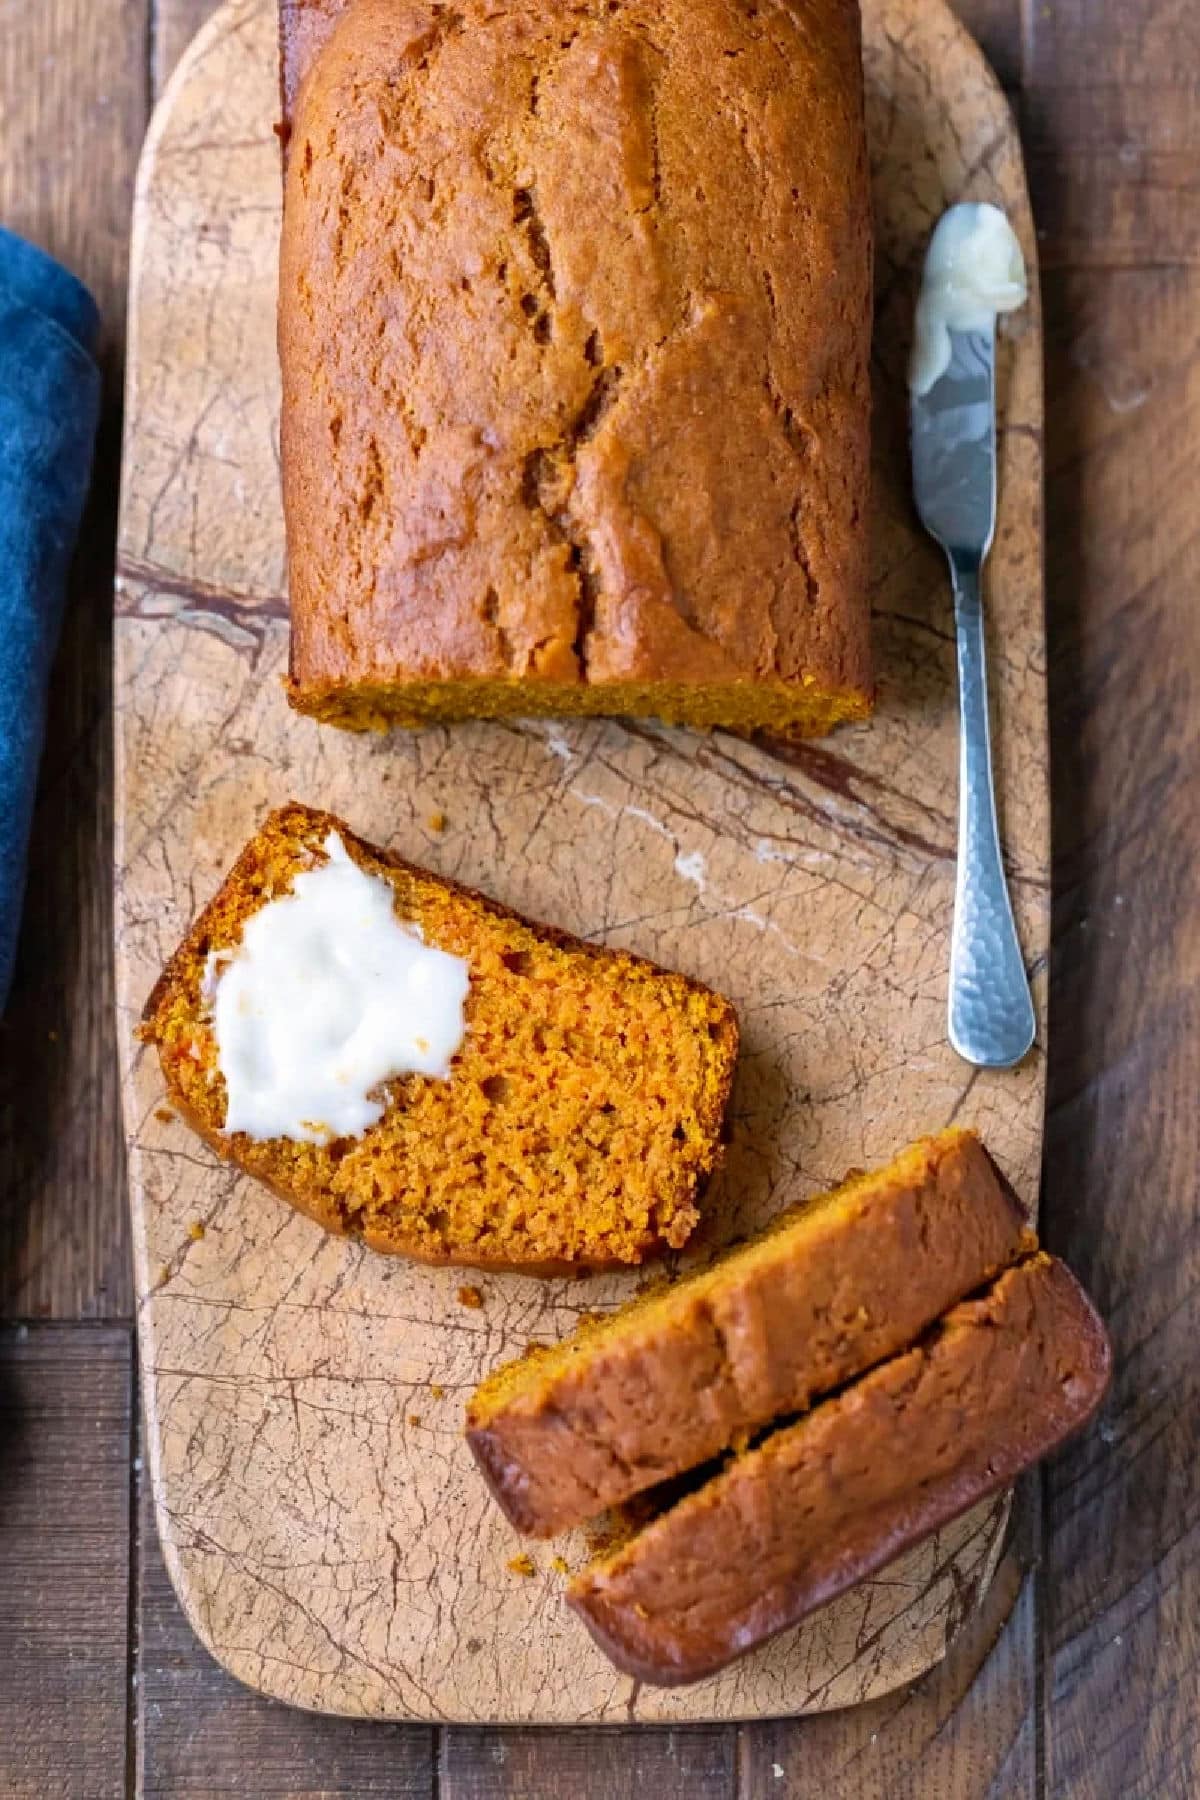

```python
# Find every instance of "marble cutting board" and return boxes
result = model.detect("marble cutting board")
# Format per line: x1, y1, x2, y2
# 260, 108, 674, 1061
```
115, 0, 1047, 1722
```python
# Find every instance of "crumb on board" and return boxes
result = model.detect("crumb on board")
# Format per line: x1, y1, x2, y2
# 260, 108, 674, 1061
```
507, 1553, 536, 1578
157, 1265, 171, 1287
408, 1413, 422, 1427
430, 1383, 445, 1400
154, 1106, 175, 1124
457, 1284, 485, 1310
188, 1221, 206, 1241
427, 810, 447, 832
551, 1555, 569, 1575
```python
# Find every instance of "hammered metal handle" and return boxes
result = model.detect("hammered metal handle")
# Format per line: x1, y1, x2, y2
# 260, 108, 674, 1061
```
947, 555, 1036, 1067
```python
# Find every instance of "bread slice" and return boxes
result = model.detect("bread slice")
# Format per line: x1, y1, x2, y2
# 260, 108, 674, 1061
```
139, 803, 737, 1272
569, 1253, 1112, 1685
467, 1131, 1032, 1533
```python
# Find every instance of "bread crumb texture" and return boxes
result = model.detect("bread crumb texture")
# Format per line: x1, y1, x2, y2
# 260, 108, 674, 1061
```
140, 804, 738, 1270
279, 0, 873, 734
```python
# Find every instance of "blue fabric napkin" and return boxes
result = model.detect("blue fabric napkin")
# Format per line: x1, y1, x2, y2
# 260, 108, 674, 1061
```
0, 227, 101, 1007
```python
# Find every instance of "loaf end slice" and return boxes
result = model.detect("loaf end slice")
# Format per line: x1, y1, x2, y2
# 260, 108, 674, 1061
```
467, 1130, 1033, 1534
140, 803, 737, 1273
568, 1254, 1112, 1685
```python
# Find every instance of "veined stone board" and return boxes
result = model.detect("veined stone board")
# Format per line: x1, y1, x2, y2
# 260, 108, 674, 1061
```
116, 0, 1046, 1721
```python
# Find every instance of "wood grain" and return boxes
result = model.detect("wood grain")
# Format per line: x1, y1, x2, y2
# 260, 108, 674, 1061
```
440, 1728, 737, 1799
0, 0, 148, 1322
114, 0, 1046, 1724
0, 1324, 133, 1799
1037, 260, 1200, 1800
1020, 0, 1200, 270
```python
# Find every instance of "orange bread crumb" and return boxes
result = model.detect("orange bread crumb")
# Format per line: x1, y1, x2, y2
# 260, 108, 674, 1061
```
140, 804, 738, 1273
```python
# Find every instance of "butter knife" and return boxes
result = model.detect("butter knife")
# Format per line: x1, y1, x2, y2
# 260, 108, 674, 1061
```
911, 290, 1036, 1068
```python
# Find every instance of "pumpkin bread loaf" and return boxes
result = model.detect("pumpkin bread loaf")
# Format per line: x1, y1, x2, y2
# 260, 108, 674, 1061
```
140, 804, 738, 1272
569, 1253, 1112, 1685
467, 1130, 1033, 1534
277, 0, 873, 734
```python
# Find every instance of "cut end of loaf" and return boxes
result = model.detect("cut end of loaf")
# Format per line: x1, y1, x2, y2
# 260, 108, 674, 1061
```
286, 673, 873, 739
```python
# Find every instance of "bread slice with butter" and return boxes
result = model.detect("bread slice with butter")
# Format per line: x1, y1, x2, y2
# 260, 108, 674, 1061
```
140, 803, 737, 1272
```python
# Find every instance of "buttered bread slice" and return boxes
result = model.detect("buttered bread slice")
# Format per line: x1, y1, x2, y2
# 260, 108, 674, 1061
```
140, 803, 737, 1272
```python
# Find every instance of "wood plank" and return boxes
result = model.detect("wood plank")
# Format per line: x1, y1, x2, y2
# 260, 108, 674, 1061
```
0, 0, 149, 1321
1038, 261, 1200, 1800
1023, 0, 1200, 87
1022, 0, 1200, 269
737, 1545, 1037, 1798
439, 1727, 736, 1800
0, 1324, 133, 1799
137, 1480, 435, 1797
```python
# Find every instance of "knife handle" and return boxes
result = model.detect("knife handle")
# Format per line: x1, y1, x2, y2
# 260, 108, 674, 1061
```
947, 554, 1036, 1068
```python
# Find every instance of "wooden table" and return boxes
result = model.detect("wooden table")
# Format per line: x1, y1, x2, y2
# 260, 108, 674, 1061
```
0, 0, 1195, 1793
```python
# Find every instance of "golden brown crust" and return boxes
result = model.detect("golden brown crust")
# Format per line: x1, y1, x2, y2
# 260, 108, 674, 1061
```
277, 0, 873, 733
568, 1254, 1113, 1685
141, 802, 738, 1271
466, 1130, 1033, 1535
279, 0, 349, 132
